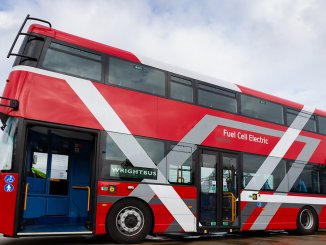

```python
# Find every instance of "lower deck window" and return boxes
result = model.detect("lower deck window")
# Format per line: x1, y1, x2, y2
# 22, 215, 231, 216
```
167, 144, 194, 184
101, 132, 164, 181
243, 154, 286, 191
290, 162, 320, 194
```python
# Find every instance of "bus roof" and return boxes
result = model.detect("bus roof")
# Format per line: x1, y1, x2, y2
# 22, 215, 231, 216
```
28, 24, 326, 117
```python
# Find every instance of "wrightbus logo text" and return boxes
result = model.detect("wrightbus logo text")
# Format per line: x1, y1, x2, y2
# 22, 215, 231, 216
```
110, 165, 158, 180
223, 129, 269, 145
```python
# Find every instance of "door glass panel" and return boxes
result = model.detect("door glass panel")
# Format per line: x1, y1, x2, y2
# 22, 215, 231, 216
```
51, 154, 69, 180
49, 154, 69, 196
222, 154, 238, 226
32, 152, 48, 179
200, 152, 217, 226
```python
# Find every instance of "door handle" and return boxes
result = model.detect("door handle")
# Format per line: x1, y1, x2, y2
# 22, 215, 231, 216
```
72, 186, 90, 212
24, 184, 29, 211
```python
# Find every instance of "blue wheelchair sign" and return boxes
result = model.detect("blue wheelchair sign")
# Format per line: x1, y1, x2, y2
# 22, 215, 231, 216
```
4, 175, 15, 184
4, 184, 14, 193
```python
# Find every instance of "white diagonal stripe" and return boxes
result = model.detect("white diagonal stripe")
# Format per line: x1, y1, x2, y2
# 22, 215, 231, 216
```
245, 106, 315, 191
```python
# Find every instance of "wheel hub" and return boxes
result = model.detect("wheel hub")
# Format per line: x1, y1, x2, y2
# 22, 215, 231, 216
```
116, 207, 144, 236
300, 209, 314, 230
125, 214, 138, 228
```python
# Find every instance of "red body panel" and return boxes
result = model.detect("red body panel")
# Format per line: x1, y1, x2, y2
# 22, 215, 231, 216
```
96, 181, 197, 234
319, 206, 326, 229
0, 173, 18, 236
266, 208, 299, 230
3, 71, 324, 164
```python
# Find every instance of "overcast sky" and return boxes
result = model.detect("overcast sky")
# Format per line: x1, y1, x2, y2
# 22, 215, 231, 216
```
0, 0, 325, 110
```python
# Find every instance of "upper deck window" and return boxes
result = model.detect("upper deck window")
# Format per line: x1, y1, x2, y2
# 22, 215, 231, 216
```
287, 108, 316, 132
170, 75, 193, 103
42, 43, 102, 81
198, 84, 237, 113
318, 116, 326, 135
240, 95, 284, 124
107, 58, 166, 96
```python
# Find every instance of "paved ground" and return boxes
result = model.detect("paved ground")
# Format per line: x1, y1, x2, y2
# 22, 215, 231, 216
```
0, 231, 326, 244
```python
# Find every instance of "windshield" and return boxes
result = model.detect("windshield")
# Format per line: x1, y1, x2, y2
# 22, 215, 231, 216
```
0, 117, 18, 171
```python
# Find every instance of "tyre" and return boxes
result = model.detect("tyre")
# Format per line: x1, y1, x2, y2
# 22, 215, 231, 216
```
296, 206, 318, 235
106, 198, 152, 244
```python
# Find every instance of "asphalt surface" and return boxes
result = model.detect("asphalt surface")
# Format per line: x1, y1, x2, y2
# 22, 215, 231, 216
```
0, 231, 326, 244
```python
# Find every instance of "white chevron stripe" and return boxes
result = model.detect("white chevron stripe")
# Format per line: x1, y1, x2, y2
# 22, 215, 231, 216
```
245, 106, 315, 191
242, 191, 326, 205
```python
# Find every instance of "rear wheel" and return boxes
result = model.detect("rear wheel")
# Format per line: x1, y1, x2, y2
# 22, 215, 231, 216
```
107, 199, 152, 244
296, 206, 318, 235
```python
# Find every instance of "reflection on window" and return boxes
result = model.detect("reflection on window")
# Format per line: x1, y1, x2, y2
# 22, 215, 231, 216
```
290, 162, 320, 194
222, 155, 237, 194
287, 108, 316, 132
32, 152, 48, 178
200, 153, 217, 226
168, 144, 194, 184
108, 58, 166, 96
318, 116, 326, 135
42, 43, 102, 81
0, 117, 18, 171
198, 84, 237, 113
243, 154, 286, 191
201, 153, 217, 193
241, 95, 284, 124
170, 76, 193, 103
101, 132, 164, 181
50, 43, 101, 60
136, 137, 164, 165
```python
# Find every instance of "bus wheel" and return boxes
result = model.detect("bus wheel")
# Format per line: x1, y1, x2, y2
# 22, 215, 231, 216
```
296, 206, 318, 235
107, 199, 152, 244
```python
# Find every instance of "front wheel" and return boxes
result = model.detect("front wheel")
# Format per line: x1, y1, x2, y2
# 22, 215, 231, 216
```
296, 206, 318, 235
107, 199, 152, 244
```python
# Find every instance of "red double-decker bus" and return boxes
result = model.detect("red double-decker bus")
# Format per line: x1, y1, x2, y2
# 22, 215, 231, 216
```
0, 15, 325, 244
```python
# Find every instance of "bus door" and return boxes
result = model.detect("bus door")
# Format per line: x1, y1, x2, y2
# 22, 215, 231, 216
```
199, 149, 240, 229
21, 125, 94, 234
